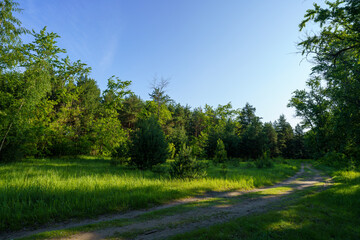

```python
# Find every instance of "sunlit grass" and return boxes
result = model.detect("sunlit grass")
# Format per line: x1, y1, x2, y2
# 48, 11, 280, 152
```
0, 157, 299, 232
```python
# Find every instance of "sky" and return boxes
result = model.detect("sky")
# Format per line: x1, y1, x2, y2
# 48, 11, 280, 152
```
18, 0, 323, 126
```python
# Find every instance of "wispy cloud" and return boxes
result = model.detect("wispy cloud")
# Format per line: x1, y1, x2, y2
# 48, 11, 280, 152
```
99, 34, 119, 71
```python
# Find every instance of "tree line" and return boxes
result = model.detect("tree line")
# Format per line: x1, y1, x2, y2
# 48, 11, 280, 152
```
1, 0, 359, 168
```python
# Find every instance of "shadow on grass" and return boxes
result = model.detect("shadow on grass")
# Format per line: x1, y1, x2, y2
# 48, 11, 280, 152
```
169, 177, 360, 240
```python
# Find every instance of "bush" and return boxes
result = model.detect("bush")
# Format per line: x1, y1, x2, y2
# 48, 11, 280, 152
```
229, 158, 241, 167
130, 117, 169, 169
170, 144, 207, 179
244, 161, 255, 168
255, 158, 273, 169
320, 151, 348, 168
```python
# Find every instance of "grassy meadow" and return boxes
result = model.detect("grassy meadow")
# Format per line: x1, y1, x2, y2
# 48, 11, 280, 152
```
170, 164, 360, 240
0, 157, 299, 232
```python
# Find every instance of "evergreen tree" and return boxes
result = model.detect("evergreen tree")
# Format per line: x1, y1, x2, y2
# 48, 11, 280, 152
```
130, 117, 169, 169
170, 144, 207, 179
214, 138, 227, 163
274, 115, 294, 158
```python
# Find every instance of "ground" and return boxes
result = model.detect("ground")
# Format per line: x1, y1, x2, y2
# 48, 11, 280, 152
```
3, 163, 335, 240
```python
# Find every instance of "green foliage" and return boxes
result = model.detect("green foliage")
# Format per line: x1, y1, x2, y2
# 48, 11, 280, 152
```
91, 116, 128, 156
0, 0, 28, 70
118, 94, 143, 129
238, 103, 264, 159
149, 77, 172, 121
214, 138, 227, 164
168, 143, 176, 159
274, 114, 294, 158
245, 161, 255, 169
102, 76, 131, 113
0, 0, 311, 163
320, 151, 348, 168
255, 152, 274, 169
290, 0, 360, 165
130, 117, 169, 169
111, 141, 130, 166
189, 133, 207, 159
169, 144, 207, 179
261, 122, 278, 158
167, 126, 188, 154
219, 162, 228, 177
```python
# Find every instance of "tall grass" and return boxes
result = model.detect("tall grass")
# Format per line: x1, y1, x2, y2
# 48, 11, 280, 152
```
0, 157, 299, 232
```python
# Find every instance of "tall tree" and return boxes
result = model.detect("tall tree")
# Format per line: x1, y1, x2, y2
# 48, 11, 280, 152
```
262, 122, 278, 157
0, 24, 65, 160
0, 0, 28, 71
149, 77, 171, 120
274, 115, 294, 158
290, 0, 360, 162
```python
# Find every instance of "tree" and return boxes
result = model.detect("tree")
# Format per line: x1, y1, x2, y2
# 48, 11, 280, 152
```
274, 115, 294, 158
170, 144, 207, 179
149, 77, 171, 120
90, 76, 131, 155
167, 126, 188, 154
290, 0, 360, 163
214, 138, 227, 163
288, 124, 308, 159
188, 107, 206, 138
0, 25, 66, 160
237, 103, 264, 159
130, 117, 169, 169
0, 0, 28, 71
118, 94, 143, 129
262, 122, 278, 158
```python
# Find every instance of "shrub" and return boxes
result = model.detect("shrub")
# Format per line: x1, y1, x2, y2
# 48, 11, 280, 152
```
130, 117, 169, 169
170, 144, 207, 179
245, 162, 255, 168
320, 151, 348, 168
229, 158, 241, 167
255, 158, 273, 169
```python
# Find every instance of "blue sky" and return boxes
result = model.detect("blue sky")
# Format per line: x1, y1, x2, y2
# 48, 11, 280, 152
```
18, 0, 322, 126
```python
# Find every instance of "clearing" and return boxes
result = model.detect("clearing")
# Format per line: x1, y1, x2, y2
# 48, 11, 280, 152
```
4, 163, 332, 240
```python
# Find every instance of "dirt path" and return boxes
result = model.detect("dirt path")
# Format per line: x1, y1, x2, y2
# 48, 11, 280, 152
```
4, 164, 332, 240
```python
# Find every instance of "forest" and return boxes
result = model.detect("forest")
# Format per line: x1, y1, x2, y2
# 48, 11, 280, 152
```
1, 1, 310, 166
0, 0, 360, 239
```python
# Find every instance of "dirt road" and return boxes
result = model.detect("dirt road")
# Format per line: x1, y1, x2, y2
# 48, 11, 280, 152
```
4, 164, 332, 240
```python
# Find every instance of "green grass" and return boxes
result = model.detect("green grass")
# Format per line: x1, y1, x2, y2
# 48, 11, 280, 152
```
0, 156, 299, 232
169, 165, 360, 240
